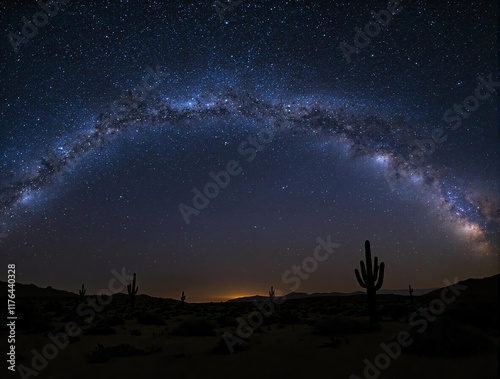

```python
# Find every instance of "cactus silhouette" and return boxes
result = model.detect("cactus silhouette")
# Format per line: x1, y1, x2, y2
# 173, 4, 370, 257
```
354, 240, 385, 323
79, 283, 86, 302
180, 291, 186, 307
409, 284, 414, 305
127, 273, 139, 311
269, 286, 275, 303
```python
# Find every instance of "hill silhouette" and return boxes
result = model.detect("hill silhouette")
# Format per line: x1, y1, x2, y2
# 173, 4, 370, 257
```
2, 274, 497, 302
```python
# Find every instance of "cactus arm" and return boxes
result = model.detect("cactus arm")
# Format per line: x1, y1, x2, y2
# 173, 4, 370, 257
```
126, 273, 138, 310
373, 257, 379, 281
355, 268, 367, 288
374, 262, 385, 291
79, 284, 86, 300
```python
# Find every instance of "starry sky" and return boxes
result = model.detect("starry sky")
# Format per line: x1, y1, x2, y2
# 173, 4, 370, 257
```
0, 0, 498, 302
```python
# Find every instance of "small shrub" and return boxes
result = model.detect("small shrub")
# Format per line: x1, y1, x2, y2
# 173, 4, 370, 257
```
129, 329, 142, 336
99, 315, 125, 326
314, 316, 377, 336
84, 324, 116, 335
15, 303, 53, 332
216, 315, 238, 328
136, 312, 165, 325
278, 310, 299, 325
61, 310, 86, 324
403, 317, 495, 357
323, 335, 350, 348
42, 301, 63, 314
448, 301, 498, 330
381, 304, 410, 321
212, 336, 247, 354
69, 336, 80, 343
87, 343, 150, 363
172, 318, 216, 336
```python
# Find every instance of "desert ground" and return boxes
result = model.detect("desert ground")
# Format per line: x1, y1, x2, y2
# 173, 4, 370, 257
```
2, 275, 498, 379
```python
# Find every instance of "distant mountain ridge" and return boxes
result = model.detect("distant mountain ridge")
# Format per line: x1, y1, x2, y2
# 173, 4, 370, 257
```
0, 273, 497, 302
0, 281, 182, 303
226, 287, 439, 303
0, 282, 77, 298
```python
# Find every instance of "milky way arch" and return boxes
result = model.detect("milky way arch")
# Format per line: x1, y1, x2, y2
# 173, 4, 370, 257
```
0, 89, 498, 251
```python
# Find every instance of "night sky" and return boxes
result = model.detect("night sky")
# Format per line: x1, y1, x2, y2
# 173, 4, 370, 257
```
0, 0, 498, 302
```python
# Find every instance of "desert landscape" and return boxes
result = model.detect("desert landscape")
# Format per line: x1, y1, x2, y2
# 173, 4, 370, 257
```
2, 272, 498, 379
1, 1, 498, 378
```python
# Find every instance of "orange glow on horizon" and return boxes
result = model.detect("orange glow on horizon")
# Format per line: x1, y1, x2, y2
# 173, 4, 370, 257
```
190, 292, 262, 303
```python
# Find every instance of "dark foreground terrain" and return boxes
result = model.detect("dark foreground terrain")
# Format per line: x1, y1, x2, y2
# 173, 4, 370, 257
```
2, 275, 498, 379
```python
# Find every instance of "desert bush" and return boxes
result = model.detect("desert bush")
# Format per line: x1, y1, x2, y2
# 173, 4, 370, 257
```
42, 301, 64, 314
403, 316, 494, 357
61, 309, 87, 324
322, 335, 350, 348
261, 314, 280, 326
136, 312, 165, 325
228, 309, 242, 318
381, 303, 410, 321
14, 303, 53, 333
129, 328, 142, 336
28, 316, 54, 333
84, 324, 116, 335
216, 315, 238, 328
447, 301, 498, 330
99, 315, 125, 326
316, 307, 331, 315
343, 308, 357, 317
314, 316, 378, 336
172, 318, 216, 336
278, 310, 300, 325
212, 336, 247, 354
87, 343, 159, 363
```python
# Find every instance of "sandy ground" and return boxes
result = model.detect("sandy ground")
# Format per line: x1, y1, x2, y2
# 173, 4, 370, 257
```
10, 319, 498, 379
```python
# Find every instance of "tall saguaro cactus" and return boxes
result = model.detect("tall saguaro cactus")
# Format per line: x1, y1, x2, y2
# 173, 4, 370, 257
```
180, 291, 186, 307
79, 284, 86, 302
127, 273, 139, 311
354, 240, 385, 323
408, 284, 414, 305
269, 286, 275, 303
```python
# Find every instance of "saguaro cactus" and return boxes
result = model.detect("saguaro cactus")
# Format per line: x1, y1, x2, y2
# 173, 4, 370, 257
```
127, 273, 139, 311
409, 284, 414, 305
269, 286, 275, 303
354, 240, 385, 323
79, 284, 86, 302
180, 291, 186, 307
